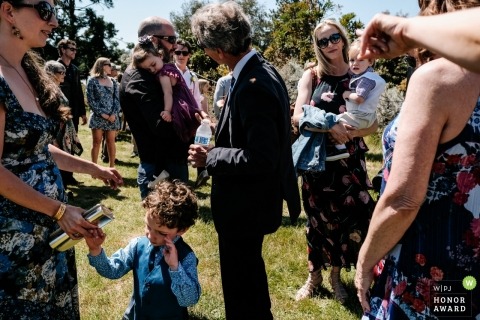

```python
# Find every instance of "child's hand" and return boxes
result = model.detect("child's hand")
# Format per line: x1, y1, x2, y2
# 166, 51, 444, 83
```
85, 228, 106, 256
161, 110, 172, 122
163, 237, 179, 271
343, 90, 352, 100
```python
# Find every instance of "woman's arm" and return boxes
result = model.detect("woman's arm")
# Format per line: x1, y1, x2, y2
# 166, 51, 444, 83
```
48, 144, 122, 187
355, 59, 480, 312
0, 106, 110, 238
358, 9, 480, 73
292, 69, 314, 126
346, 119, 379, 139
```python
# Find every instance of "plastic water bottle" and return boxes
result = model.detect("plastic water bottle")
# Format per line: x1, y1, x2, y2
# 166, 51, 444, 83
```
194, 118, 212, 146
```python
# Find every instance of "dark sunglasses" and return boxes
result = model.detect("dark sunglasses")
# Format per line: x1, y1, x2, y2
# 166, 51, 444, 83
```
12, 1, 56, 22
55, 71, 65, 75
174, 50, 189, 56
104, 63, 111, 67
152, 35, 177, 44
317, 33, 342, 49
66, 47, 77, 52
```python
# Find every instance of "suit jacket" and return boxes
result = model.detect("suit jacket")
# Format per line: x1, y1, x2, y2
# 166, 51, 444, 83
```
206, 52, 300, 236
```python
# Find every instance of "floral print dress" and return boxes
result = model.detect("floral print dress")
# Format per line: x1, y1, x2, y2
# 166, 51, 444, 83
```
0, 77, 80, 319
365, 99, 480, 319
87, 77, 121, 131
300, 73, 376, 271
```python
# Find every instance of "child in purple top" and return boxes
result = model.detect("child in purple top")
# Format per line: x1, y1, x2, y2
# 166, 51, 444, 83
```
132, 37, 202, 142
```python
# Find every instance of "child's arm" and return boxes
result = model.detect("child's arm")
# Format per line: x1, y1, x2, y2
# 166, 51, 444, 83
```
344, 77, 378, 104
159, 75, 174, 122
343, 90, 365, 104
169, 250, 202, 307
87, 237, 137, 279
85, 228, 106, 256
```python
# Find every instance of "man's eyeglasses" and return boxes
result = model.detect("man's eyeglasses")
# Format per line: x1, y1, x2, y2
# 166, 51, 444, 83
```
316, 33, 342, 49
174, 51, 189, 57
66, 47, 77, 52
12, 1, 56, 22
152, 35, 177, 44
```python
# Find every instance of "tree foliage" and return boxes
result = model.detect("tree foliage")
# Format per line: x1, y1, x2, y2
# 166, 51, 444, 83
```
264, 0, 339, 67
41, 0, 125, 78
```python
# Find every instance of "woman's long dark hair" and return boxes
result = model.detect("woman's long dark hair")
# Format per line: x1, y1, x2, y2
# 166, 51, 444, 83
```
23, 51, 70, 122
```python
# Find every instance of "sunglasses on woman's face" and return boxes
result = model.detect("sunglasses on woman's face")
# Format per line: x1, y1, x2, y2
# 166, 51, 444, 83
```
55, 71, 65, 75
12, 1, 57, 22
317, 33, 342, 49
174, 51, 189, 56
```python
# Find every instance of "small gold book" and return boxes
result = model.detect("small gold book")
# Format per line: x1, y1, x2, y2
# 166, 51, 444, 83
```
49, 204, 115, 251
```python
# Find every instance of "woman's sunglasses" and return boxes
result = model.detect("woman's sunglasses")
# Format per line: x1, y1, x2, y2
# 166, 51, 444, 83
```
12, 1, 57, 22
174, 51, 189, 56
317, 33, 342, 49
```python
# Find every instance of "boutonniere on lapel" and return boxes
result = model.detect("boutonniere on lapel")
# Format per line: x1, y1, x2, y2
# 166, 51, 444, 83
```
249, 78, 256, 83
190, 71, 197, 84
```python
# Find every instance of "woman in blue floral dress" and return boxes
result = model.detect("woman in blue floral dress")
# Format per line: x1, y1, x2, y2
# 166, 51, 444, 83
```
355, 1, 480, 318
0, 2, 122, 318
87, 57, 121, 167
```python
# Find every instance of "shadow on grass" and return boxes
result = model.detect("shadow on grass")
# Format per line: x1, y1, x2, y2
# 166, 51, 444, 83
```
366, 151, 383, 163
281, 215, 307, 227
68, 183, 126, 208
116, 131, 134, 142
112, 159, 140, 169
308, 281, 363, 315
197, 205, 213, 222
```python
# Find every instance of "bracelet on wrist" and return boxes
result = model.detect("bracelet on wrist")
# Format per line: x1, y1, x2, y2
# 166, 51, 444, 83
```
53, 203, 67, 221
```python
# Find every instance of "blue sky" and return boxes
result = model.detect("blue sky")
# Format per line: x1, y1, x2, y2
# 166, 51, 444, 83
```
92, 0, 420, 50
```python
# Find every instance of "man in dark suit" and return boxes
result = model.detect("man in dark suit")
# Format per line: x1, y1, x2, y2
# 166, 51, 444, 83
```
120, 17, 190, 199
189, 2, 300, 319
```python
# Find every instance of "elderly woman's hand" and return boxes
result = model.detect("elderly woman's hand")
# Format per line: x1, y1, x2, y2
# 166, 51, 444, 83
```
354, 264, 374, 314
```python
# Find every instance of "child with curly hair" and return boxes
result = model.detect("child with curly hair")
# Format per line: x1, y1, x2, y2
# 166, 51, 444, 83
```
85, 180, 201, 319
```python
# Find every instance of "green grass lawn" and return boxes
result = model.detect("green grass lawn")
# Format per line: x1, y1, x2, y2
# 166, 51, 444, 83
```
70, 123, 382, 320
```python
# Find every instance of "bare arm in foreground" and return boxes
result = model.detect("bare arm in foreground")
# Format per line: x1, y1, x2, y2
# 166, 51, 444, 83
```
357, 8, 480, 73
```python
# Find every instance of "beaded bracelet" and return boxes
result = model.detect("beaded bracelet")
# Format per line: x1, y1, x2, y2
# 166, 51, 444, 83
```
53, 203, 67, 221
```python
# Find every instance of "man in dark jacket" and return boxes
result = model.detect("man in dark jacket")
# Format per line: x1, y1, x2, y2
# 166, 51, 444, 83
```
57, 39, 87, 186
189, 2, 301, 319
120, 17, 191, 199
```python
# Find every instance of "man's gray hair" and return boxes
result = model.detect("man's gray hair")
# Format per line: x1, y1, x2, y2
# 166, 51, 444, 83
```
44, 60, 66, 75
191, 1, 251, 56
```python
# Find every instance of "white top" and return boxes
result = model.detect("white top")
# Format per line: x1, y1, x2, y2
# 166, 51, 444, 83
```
176, 64, 202, 109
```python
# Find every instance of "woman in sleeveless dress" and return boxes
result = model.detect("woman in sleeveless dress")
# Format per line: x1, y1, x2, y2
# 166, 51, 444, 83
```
0, 2, 122, 318
355, 1, 480, 319
292, 19, 377, 303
